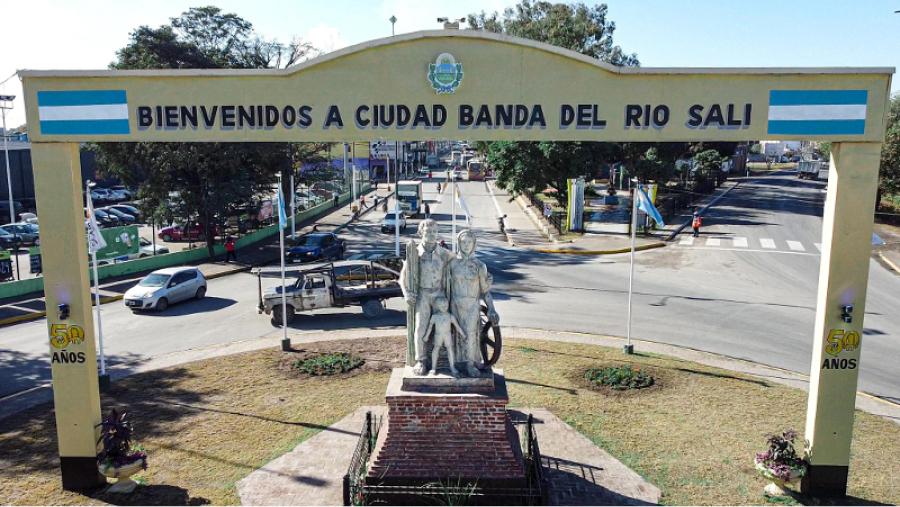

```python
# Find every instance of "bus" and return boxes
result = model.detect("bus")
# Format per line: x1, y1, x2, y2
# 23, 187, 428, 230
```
467, 159, 485, 181
396, 180, 423, 216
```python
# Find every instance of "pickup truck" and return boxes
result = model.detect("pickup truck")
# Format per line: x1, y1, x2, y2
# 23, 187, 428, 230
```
798, 160, 828, 181
257, 259, 403, 324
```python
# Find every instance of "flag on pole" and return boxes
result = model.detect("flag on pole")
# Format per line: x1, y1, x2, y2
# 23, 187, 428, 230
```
85, 196, 107, 253
636, 184, 665, 227
276, 188, 288, 229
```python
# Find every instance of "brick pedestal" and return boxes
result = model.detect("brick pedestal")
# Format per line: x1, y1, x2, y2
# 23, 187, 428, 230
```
368, 368, 525, 486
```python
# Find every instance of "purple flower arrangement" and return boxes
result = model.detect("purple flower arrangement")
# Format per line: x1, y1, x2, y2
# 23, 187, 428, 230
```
96, 408, 148, 470
754, 429, 808, 482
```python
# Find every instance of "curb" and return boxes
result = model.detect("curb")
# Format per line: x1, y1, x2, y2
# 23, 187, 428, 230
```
533, 241, 666, 255
877, 251, 900, 275
665, 180, 742, 241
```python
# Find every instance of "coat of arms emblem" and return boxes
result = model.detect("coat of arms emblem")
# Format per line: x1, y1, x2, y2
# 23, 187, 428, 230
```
428, 53, 463, 94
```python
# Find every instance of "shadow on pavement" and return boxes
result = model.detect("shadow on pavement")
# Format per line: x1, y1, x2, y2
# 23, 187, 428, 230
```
133, 297, 237, 317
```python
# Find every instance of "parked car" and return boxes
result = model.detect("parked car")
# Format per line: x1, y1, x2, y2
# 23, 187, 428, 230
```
123, 267, 207, 312
99, 206, 137, 224
1, 223, 39, 246
109, 204, 141, 221
90, 188, 113, 202
110, 185, 134, 200
158, 223, 219, 242
18, 212, 38, 225
0, 227, 23, 250
286, 232, 345, 263
88, 208, 120, 227
139, 237, 169, 257
381, 213, 407, 233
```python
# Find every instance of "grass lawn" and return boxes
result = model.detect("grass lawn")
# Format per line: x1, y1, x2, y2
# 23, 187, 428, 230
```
0, 336, 897, 505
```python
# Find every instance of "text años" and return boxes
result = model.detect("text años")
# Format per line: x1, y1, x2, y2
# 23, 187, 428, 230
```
135, 103, 753, 130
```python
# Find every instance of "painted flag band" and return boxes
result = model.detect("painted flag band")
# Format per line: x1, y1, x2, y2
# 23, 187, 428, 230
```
38, 90, 130, 135
767, 90, 866, 136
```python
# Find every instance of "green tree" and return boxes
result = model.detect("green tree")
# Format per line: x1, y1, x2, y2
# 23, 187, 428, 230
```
877, 95, 900, 210
692, 149, 724, 192
467, 1, 638, 201
93, 7, 316, 256
467, 1, 638, 66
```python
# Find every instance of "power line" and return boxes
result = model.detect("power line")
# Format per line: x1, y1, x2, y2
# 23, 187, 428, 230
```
0, 72, 18, 87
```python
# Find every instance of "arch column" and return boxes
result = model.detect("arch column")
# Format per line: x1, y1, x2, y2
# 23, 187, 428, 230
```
803, 142, 881, 496
32, 142, 103, 490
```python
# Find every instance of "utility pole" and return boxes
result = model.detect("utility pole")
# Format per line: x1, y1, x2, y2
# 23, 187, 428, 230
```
0, 95, 15, 225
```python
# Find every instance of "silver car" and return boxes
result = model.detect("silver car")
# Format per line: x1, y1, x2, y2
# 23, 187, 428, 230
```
123, 267, 207, 312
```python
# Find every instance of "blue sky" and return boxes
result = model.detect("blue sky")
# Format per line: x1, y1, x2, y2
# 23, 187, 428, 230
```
2, 0, 898, 127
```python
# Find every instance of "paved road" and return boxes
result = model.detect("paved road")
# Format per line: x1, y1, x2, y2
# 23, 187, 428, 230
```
2, 171, 899, 405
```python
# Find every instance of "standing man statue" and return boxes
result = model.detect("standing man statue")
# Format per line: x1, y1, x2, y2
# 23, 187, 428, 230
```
400, 219, 454, 375
449, 229, 499, 377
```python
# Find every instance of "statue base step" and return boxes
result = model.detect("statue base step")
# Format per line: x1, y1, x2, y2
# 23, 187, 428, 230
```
400, 365, 495, 393
368, 368, 525, 486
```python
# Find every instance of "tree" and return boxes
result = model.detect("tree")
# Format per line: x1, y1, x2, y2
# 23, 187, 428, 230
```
877, 95, 900, 211
467, 1, 638, 66
94, 7, 317, 256
467, 1, 638, 202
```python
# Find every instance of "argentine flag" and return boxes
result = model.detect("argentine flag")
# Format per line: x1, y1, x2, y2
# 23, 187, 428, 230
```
38, 90, 130, 135
276, 188, 288, 229
767, 90, 867, 136
636, 185, 664, 227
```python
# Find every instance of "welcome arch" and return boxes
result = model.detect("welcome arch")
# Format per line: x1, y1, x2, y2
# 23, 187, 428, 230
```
18, 29, 893, 495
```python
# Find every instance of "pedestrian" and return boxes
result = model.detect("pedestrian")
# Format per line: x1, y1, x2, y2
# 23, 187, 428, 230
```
225, 236, 237, 262
424, 202, 430, 217
359, 195, 367, 210
437, 182, 442, 193
691, 211, 703, 237
332, 191, 339, 208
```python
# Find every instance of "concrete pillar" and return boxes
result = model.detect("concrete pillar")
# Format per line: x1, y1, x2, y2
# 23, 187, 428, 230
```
803, 142, 882, 496
31, 142, 103, 491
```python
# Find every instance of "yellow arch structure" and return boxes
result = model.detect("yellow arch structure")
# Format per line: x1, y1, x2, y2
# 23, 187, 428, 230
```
18, 30, 893, 495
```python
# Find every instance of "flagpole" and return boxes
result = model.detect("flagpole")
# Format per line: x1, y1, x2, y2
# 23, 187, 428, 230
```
625, 181, 638, 355
451, 172, 457, 252
290, 171, 296, 240
86, 180, 109, 388
278, 172, 290, 351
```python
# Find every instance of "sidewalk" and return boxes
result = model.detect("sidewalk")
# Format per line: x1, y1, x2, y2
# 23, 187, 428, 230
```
0, 186, 382, 327
488, 181, 552, 247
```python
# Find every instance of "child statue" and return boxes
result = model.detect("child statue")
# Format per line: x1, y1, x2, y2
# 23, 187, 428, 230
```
423, 296, 463, 377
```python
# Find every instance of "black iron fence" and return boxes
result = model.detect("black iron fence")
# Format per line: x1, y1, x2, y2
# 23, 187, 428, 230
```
522, 190, 566, 235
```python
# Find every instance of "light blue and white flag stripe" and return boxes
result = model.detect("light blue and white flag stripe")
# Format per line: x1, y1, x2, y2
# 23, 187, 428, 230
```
767, 90, 867, 136
636, 185, 664, 227
37, 90, 130, 135
276, 188, 288, 229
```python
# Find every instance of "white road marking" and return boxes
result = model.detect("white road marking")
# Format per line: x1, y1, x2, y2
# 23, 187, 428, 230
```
760, 238, 777, 249
786, 240, 805, 251
732, 237, 748, 248
814, 243, 822, 251
679, 236, 694, 246
685, 246, 819, 256
706, 237, 721, 246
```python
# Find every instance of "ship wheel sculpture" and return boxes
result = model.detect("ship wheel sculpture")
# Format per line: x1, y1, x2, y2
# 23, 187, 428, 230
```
479, 303, 502, 366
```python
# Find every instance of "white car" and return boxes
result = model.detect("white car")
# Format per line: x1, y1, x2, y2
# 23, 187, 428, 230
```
124, 266, 207, 312
381, 213, 407, 233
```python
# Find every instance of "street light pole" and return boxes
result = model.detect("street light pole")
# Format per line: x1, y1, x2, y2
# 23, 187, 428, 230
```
0, 95, 16, 225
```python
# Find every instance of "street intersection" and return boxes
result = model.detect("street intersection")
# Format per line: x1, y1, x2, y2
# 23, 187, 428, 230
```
1, 171, 899, 407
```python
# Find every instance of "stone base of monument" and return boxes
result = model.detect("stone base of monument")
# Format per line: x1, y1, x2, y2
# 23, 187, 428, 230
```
364, 367, 537, 504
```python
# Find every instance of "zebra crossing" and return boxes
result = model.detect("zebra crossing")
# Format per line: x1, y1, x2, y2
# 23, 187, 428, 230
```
677, 235, 821, 254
